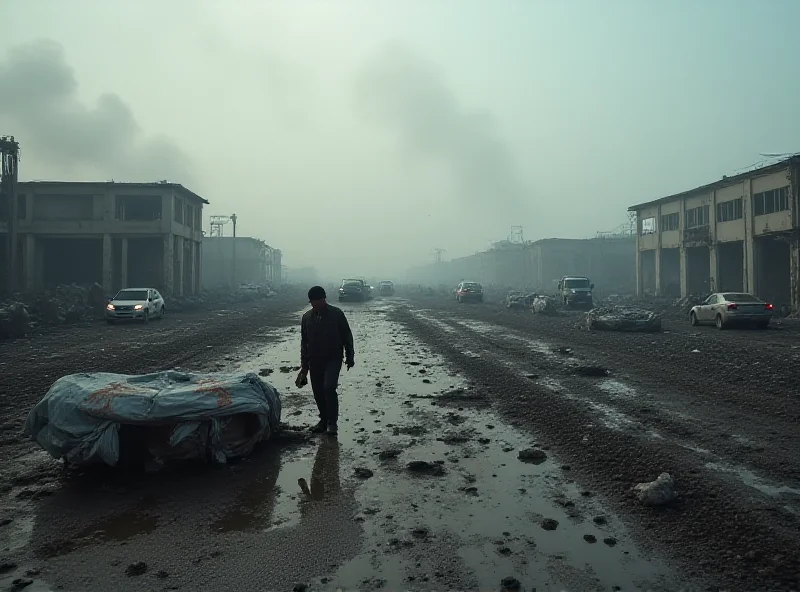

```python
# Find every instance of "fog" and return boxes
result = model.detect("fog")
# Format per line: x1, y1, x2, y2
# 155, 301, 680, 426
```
2, 1, 800, 281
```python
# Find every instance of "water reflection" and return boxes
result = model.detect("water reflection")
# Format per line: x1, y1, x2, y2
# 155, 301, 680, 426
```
301, 438, 341, 506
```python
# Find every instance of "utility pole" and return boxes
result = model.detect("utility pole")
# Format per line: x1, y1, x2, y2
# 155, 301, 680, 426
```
433, 248, 446, 264
0, 136, 20, 294
231, 213, 237, 287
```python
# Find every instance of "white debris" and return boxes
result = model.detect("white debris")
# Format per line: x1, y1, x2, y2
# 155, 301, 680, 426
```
633, 472, 676, 506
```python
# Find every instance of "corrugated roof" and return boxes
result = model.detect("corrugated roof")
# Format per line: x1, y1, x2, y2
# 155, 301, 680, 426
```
627, 156, 798, 212
18, 181, 209, 204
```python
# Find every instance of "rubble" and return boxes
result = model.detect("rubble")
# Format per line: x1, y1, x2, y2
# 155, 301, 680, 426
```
673, 294, 705, 315
633, 472, 677, 506
586, 306, 662, 332
532, 295, 558, 315
505, 291, 536, 309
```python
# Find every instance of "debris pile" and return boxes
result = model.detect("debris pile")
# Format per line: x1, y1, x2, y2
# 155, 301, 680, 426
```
0, 283, 107, 338
633, 472, 677, 506
505, 291, 537, 309
0, 302, 31, 338
673, 294, 705, 315
586, 306, 662, 332
532, 295, 558, 315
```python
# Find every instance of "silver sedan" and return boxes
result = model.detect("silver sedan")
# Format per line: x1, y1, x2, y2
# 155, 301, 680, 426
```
689, 292, 774, 330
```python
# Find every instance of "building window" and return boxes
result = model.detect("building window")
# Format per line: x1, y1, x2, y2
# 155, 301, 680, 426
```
661, 212, 679, 231
640, 216, 656, 235
685, 205, 709, 229
173, 198, 183, 223
716, 198, 743, 223
753, 186, 789, 216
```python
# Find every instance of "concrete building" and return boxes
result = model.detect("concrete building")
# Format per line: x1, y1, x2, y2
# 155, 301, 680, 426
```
202, 236, 282, 288
0, 181, 207, 296
407, 236, 635, 296
629, 156, 800, 308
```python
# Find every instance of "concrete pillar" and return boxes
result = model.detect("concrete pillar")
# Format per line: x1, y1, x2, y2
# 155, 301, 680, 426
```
102, 233, 113, 295
791, 239, 800, 312
197, 240, 203, 293
120, 238, 129, 289
187, 240, 197, 295
23, 234, 36, 291
175, 235, 185, 296
743, 179, 756, 293
709, 245, 718, 293
679, 247, 688, 297
163, 234, 174, 295
654, 206, 662, 295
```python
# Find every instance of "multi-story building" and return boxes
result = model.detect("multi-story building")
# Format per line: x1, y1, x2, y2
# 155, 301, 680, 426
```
202, 236, 282, 288
0, 181, 207, 295
629, 156, 799, 308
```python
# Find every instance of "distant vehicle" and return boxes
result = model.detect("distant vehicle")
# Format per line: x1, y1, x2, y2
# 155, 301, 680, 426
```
455, 281, 483, 303
339, 279, 371, 302
238, 283, 261, 293
378, 280, 395, 296
106, 288, 165, 324
689, 292, 774, 330
557, 276, 594, 309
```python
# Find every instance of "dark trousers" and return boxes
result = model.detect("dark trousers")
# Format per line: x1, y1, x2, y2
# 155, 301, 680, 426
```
310, 358, 342, 424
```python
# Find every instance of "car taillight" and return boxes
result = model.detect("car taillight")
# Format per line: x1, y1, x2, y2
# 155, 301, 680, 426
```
727, 303, 737, 310
765, 303, 774, 310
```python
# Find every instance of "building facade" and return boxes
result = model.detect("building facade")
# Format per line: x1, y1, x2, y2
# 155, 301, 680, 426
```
629, 156, 800, 308
0, 181, 207, 296
202, 236, 282, 288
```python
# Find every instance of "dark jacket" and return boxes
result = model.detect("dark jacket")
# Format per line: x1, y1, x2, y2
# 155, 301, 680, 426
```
300, 305, 354, 371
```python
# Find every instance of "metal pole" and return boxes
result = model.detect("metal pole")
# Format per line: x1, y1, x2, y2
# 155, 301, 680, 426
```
231, 213, 237, 288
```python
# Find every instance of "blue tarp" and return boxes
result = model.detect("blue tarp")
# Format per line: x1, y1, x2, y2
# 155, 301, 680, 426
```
24, 371, 282, 467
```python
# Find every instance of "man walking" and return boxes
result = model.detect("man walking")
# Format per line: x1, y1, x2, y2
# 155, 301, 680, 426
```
297, 286, 355, 435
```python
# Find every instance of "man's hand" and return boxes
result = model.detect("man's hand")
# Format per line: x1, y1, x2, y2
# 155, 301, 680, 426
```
295, 369, 308, 388
346, 359, 355, 371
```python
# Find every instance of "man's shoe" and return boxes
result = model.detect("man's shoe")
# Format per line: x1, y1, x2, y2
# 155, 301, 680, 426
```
310, 421, 327, 433
327, 422, 338, 435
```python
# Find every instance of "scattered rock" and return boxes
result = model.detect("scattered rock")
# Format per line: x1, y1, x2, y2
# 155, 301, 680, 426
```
411, 527, 429, 538
583, 534, 597, 543
156, 570, 169, 579
406, 460, 445, 476
497, 546, 512, 555
378, 449, 401, 460
258, 368, 273, 377
633, 473, 677, 506
125, 562, 148, 576
593, 516, 607, 525
518, 448, 548, 464
540, 518, 559, 531
422, 378, 431, 384
603, 537, 618, 547
293, 584, 309, 592
279, 366, 293, 373
354, 468, 374, 479
573, 365, 610, 377
0, 562, 18, 574
500, 576, 522, 591
10, 578, 33, 591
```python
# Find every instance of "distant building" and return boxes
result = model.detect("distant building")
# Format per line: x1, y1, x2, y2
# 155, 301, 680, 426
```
202, 236, 282, 288
628, 155, 799, 308
407, 236, 635, 295
0, 181, 206, 295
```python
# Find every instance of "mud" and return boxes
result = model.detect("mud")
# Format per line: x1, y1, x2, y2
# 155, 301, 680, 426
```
0, 296, 692, 591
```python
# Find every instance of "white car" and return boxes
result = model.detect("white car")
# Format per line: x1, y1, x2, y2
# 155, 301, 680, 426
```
106, 288, 166, 324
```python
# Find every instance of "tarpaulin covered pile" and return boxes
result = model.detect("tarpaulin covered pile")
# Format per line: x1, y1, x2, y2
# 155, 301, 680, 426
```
24, 371, 282, 467
586, 306, 662, 332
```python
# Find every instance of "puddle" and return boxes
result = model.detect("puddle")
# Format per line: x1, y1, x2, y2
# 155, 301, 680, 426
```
36, 511, 159, 558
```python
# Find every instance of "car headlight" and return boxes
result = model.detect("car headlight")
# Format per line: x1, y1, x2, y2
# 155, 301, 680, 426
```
570, 289, 576, 294
134, 304, 143, 310
106, 304, 115, 311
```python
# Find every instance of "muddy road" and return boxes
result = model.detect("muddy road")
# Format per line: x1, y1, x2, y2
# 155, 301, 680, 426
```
0, 295, 797, 591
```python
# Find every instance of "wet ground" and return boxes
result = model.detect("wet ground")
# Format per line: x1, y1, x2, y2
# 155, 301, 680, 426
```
0, 293, 798, 590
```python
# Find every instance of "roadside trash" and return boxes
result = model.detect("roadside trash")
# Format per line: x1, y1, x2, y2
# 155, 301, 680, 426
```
586, 306, 662, 332
505, 291, 536, 309
518, 448, 548, 464
633, 472, 677, 506
691, 349, 700, 353
532, 295, 557, 315
24, 370, 282, 467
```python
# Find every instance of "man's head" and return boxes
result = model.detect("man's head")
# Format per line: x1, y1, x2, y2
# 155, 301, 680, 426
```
308, 286, 327, 310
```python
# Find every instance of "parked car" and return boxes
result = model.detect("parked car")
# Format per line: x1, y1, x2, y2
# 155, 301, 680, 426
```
689, 292, 774, 329
455, 281, 484, 303
378, 280, 395, 296
557, 276, 594, 309
106, 288, 165, 324
338, 279, 371, 302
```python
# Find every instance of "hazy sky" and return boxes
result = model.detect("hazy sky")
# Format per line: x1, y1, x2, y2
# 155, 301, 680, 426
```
2, 1, 799, 279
